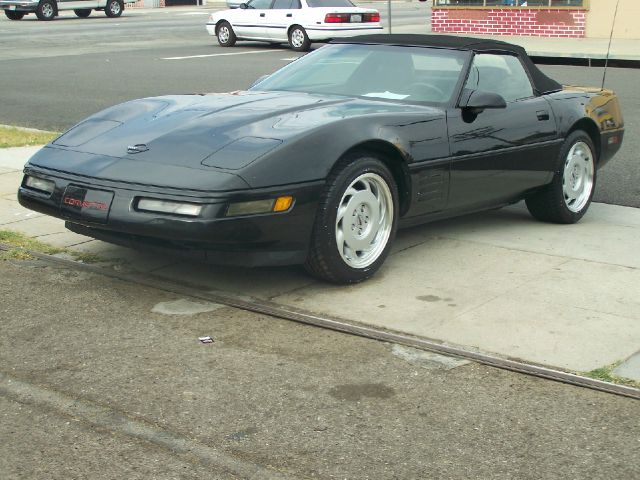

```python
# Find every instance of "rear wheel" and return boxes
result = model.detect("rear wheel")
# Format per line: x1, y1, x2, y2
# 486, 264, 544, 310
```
105, 0, 123, 18
216, 21, 236, 47
525, 130, 596, 224
35, 0, 55, 20
305, 155, 398, 284
4, 10, 25, 20
288, 25, 310, 52
74, 9, 91, 17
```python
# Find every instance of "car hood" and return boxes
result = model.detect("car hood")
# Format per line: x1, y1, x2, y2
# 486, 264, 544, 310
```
31, 91, 441, 187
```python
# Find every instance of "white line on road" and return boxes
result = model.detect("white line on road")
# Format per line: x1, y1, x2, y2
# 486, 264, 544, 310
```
162, 50, 280, 60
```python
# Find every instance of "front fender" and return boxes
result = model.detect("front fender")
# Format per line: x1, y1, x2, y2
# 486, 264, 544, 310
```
239, 112, 449, 188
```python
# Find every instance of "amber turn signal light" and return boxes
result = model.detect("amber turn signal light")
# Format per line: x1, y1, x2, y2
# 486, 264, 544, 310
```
273, 196, 294, 212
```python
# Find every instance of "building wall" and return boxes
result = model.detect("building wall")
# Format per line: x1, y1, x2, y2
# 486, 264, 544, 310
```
586, 0, 640, 39
431, 8, 587, 38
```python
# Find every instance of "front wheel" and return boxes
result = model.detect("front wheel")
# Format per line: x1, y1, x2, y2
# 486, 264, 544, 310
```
216, 21, 236, 47
525, 130, 597, 224
305, 155, 398, 284
288, 25, 310, 52
74, 9, 91, 17
5, 10, 25, 20
105, 0, 123, 18
35, 0, 55, 20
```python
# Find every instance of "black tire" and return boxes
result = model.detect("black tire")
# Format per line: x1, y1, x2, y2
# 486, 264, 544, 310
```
525, 130, 597, 224
4, 10, 25, 20
288, 25, 310, 52
35, 0, 56, 21
104, 0, 123, 18
74, 8, 91, 17
305, 154, 399, 284
216, 21, 236, 47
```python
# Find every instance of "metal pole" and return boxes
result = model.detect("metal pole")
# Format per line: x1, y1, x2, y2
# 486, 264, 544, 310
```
388, 0, 392, 34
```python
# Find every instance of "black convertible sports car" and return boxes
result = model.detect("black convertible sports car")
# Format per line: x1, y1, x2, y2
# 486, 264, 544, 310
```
18, 35, 624, 283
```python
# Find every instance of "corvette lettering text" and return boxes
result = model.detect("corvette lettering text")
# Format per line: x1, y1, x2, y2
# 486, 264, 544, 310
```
63, 196, 108, 210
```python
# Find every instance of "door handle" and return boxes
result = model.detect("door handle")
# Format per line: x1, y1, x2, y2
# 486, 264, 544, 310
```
536, 110, 550, 121
286, 13, 292, 17
260, 12, 265, 17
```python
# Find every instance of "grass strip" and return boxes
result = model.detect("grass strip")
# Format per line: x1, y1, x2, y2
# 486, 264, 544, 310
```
0, 126, 58, 148
0, 230, 102, 264
585, 363, 640, 390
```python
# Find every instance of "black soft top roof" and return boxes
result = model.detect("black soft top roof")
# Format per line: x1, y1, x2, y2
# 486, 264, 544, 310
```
332, 34, 562, 95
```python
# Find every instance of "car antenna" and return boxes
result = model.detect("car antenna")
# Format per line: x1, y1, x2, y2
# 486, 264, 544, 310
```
601, 0, 621, 90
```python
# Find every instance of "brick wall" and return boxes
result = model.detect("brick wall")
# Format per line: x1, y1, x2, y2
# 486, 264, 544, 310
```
432, 8, 586, 38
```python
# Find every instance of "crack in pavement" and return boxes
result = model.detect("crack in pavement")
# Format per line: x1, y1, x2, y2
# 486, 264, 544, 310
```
0, 371, 294, 480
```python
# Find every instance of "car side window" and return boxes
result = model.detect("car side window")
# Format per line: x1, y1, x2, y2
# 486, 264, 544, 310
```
465, 53, 534, 103
247, 0, 272, 9
272, 0, 301, 8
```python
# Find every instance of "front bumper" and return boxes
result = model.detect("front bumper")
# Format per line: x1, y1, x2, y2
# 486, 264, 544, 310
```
18, 165, 324, 267
305, 25, 383, 42
1, 1, 38, 12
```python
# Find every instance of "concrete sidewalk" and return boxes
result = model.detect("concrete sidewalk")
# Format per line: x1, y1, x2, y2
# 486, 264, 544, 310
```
1, 146, 639, 382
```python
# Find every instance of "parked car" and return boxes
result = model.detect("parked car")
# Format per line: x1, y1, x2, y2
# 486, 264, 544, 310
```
17, 35, 624, 283
226, 0, 244, 8
207, 0, 382, 51
1, 0, 135, 21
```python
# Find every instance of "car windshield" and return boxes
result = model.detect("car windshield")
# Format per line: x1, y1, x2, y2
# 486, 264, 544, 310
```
251, 44, 468, 104
306, 0, 355, 7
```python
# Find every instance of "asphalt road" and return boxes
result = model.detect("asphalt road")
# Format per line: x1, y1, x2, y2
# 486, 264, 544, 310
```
0, 4, 637, 207
1, 258, 639, 479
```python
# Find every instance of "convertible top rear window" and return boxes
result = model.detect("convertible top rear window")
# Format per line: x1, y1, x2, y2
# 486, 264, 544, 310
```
252, 44, 468, 105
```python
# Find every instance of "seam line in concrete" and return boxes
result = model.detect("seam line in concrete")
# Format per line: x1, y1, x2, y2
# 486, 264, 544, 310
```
389, 238, 437, 256
451, 258, 574, 320
267, 279, 319, 301
141, 260, 182, 274
439, 235, 640, 271
0, 215, 45, 226
65, 238, 96, 248
0, 372, 294, 480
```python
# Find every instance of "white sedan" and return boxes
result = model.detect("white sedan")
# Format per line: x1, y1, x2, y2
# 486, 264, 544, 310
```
206, 0, 382, 52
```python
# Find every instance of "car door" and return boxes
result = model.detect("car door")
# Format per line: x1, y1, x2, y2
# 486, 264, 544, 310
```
446, 53, 560, 212
233, 0, 273, 40
57, 0, 99, 11
266, 0, 302, 42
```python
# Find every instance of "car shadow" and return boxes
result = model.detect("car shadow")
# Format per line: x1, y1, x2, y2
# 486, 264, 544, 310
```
72, 202, 539, 299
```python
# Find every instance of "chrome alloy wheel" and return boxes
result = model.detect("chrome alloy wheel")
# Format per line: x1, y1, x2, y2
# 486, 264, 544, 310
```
562, 141, 594, 213
218, 25, 230, 44
109, 0, 121, 15
335, 173, 394, 269
290, 28, 305, 48
41, 2, 54, 17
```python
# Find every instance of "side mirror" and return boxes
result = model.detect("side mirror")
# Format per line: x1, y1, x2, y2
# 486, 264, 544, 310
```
249, 74, 269, 89
459, 89, 507, 114
239, 2, 248, 9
